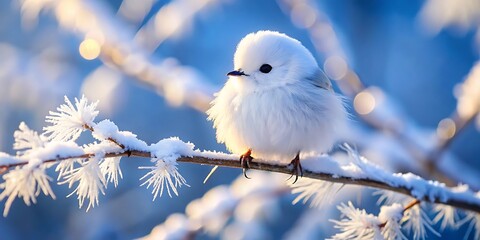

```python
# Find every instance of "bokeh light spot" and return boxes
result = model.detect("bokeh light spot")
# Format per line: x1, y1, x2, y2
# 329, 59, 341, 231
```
79, 38, 101, 60
437, 118, 456, 140
354, 91, 376, 115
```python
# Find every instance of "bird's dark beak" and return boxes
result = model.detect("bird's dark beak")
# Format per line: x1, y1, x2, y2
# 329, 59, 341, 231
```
227, 70, 248, 76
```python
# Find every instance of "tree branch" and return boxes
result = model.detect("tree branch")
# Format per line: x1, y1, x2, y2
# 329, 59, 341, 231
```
2, 148, 479, 214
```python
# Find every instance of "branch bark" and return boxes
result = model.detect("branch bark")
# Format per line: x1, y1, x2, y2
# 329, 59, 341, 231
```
2, 149, 480, 214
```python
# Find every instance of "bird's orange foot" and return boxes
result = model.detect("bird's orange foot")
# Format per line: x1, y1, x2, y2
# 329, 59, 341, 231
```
287, 152, 303, 184
239, 149, 253, 179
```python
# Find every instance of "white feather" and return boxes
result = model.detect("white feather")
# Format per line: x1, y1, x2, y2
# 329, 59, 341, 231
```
208, 30, 347, 164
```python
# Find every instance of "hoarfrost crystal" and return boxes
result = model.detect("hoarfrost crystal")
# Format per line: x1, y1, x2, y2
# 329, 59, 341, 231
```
44, 95, 99, 141
329, 202, 382, 240
13, 122, 46, 155
140, 158, 188, 199
100, 157, 123, 187
0, 165, 55, 216
290, 178, 343, 208
59, 158, 106, 211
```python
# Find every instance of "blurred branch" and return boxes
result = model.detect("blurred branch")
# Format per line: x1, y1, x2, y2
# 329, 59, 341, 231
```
425, 60, 480, 180
134, 0, 221, 53
278, 0, 477, 187
141, 179, 289, 239
100, 45, 213, 112
425, 112, 477, 179
19, 0, 216, 112
2, 148, 480, 213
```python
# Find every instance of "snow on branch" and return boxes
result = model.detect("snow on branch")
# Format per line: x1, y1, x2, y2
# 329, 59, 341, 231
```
0, 96, 480, 239
2, 141, 480, 214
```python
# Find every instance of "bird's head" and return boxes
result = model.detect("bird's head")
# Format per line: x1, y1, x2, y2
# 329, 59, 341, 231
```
228, 30, 318, 91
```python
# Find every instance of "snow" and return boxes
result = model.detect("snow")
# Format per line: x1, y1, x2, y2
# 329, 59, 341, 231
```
26, 141, 84, 166
92, 119, 119, 140
149, 137, 194, 160
93, 119, 149, 151
295, 146, 480, 208
83, 141, 123, 156
193, 150, 237, 161
0, 152, 27, 166
378, 203, 403, 222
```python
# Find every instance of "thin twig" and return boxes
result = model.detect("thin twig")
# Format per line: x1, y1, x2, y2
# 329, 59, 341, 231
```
83, 124, 126, 150
402, 199, 421, 214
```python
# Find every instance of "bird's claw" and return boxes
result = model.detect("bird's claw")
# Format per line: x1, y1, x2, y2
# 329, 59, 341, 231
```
239, 149, 253, 179
287, 153, 303, 184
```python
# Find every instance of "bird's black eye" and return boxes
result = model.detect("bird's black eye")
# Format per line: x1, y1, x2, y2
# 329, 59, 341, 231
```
259, 64, 272, 73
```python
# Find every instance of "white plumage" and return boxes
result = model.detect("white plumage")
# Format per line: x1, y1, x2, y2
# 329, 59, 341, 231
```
208, 30, 347, 165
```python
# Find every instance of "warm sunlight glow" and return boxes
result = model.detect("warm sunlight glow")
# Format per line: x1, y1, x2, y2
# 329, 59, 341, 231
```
354, 91, 376, 115
79, 38, 101, 60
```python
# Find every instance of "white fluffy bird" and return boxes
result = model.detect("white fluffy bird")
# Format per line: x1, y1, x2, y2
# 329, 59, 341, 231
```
208, 31, 347, 182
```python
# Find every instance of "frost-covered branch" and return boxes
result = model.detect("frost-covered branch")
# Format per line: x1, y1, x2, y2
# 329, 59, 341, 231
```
1, 130, 480, 214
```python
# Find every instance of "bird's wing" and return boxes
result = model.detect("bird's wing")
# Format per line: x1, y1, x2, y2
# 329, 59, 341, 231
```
306, 68, 333, 91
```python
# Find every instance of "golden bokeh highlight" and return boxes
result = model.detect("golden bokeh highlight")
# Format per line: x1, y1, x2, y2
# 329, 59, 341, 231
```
79, 38, 101, 60
437, 118, 456, 140
354, 91, 376, 115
